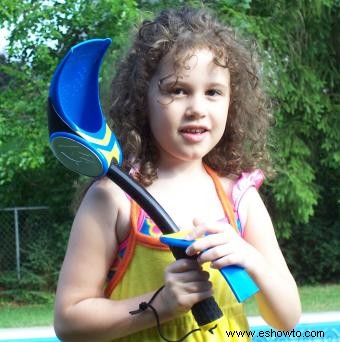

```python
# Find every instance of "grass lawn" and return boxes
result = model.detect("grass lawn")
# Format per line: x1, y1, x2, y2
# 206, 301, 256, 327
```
0, 284, 339, 328
0, 302, 54, 328
245, 283, 340, 316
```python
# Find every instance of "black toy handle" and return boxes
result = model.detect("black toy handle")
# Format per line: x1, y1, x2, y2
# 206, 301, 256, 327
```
107, 164, 223, 330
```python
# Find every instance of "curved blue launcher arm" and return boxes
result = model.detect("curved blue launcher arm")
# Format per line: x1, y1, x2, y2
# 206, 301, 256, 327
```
48, 38, 122, 177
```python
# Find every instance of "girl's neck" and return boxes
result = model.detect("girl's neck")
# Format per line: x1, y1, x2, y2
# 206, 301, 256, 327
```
156, 158, 206, 181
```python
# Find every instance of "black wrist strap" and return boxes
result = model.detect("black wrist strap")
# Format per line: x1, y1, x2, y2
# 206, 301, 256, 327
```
129, 285, 201, 342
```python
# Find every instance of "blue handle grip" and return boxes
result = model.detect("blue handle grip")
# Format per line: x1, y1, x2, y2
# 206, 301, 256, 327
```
159, 236, 259, 302
219, 265, 259, 302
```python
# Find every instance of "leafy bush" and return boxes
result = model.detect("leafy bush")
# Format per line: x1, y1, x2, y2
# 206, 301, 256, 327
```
280, 220, 340, 284
279, 177, 340, 284
0, 270, 55, 304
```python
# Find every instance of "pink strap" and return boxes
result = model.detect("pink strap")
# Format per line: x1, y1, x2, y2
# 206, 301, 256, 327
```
232, 169, 264, 231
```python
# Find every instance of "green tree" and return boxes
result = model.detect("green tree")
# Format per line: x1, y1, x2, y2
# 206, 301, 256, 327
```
0, 0, 338, 285
0, 0, 140, 297
210, 0, 340, 282
0, 0, 139, 206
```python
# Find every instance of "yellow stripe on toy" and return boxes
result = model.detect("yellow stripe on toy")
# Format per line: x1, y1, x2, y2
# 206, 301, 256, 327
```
99, 142, 122, 165
77, 124, 112, 146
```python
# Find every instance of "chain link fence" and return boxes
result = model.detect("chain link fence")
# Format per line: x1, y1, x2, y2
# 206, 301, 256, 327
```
0, 206, 50, 280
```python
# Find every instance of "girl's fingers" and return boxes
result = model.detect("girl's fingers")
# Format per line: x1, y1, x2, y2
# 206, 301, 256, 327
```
166, 258, 202, 272
163, 259, 213, 311
186, 218, 235, 240
210, 254, 241, 269
170, 289, 213, 312
182, 280, 213, 294
186, 232, 230, 256
196, 244, 233, 264
167, 269, 211, 283
185, 289, 213, 304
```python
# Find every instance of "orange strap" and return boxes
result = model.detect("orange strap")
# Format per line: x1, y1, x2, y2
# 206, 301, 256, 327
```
204, 165, 238, 232
104, 205, 139, 297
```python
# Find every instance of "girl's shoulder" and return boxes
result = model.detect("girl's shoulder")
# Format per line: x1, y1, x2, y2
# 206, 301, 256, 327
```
85, 177, 132, 244
219, 169, 264, 200
218, 170, 265, 228
231, 170, 264, 211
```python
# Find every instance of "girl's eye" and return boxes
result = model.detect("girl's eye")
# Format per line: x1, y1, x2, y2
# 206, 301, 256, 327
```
172, 87, 186, 96
206, 89, 222, 96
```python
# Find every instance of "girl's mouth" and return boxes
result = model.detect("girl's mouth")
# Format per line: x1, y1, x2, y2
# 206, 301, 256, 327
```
179, 127, 209, 142
180, 128, 207, 134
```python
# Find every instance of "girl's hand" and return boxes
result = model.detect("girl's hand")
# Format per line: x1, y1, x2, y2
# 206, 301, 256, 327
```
160, 258, 213, 316
185, 219, 264, 275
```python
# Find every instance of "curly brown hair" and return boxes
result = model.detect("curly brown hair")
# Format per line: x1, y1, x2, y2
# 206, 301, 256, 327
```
109, 6, 272, 186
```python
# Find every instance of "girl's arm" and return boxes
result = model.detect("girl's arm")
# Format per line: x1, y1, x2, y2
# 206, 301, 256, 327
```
186, 187, 301, 331
239, 187, 301, 330
54, 178, 212, 342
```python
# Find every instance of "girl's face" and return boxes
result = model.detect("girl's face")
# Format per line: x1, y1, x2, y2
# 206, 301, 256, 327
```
147, 49, 230, 166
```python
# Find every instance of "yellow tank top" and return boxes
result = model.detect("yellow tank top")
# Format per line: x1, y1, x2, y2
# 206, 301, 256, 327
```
105, 166, 257, 341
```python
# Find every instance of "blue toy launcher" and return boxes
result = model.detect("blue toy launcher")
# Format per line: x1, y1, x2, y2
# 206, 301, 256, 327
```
47, 38, 258, 332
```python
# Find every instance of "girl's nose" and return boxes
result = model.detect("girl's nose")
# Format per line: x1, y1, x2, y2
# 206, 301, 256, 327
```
184, 94, 206, 119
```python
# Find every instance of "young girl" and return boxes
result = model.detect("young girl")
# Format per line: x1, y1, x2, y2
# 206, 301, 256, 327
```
54, 6, 301, 342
